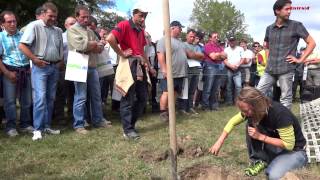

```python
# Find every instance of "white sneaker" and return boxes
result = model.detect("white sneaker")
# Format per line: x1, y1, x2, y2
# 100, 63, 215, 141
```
32, 130, 42, 141
84, 120, 90, 127
102, 118, 112, 125
44, 128, 60, 135
7, 129, 19, 137
20, 126, 34, 133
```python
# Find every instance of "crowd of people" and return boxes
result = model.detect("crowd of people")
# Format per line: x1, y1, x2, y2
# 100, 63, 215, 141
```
0, 0, 319, 178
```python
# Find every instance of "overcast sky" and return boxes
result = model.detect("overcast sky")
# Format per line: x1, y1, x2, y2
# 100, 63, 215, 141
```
112, 0, 319, 49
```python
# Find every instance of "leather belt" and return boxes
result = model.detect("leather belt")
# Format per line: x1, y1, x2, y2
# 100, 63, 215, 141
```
76, 50, 88, 54
42, 60, 61, 65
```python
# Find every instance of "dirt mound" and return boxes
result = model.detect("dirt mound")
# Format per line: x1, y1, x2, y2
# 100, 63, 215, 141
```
180, 165, 320, 180
177, 135, 207, 158
180, 145, 207, 159
138, 150, 169, 163
138, 144, 207, 163
293, 171, 320, 180
177, 135, 193, 144
280, 172, 300, 180
179, 164, 251, 180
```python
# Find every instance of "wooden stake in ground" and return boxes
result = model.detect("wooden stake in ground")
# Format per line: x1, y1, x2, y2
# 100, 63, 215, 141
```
162, 0, 178, 179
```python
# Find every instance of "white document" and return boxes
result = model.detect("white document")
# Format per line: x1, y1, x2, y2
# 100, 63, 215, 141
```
112, 85, 122, 101
96, 48, 114, 78
65, 51, 89, 82
179, 77, 189, 99
303, 66, 308, 81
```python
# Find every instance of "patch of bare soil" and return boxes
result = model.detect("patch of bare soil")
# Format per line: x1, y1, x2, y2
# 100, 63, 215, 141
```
179, 165, 320, 180
138, 149, 169, 163
280, 172, 300, 180
179, 145, 207, 159
177, 135, 207, 159
179, 164, 252, 180
138, 144, 207, 164
139, 135, 208, 163
294, 171, 320, 180
177, 135, 193, 144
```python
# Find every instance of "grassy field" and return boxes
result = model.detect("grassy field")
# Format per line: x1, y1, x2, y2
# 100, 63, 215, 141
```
0, 103, 319, 179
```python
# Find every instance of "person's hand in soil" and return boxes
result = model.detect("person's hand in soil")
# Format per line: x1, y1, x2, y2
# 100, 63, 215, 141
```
209, 141, 223, 155
209, 131, 228, 156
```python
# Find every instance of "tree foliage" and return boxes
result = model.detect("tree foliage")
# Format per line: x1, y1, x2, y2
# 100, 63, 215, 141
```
94, 9, 125, 30
77, 0, 125, 29
0, 0, 123, 30
0, 0, 75, 29
190, 0, 252, 42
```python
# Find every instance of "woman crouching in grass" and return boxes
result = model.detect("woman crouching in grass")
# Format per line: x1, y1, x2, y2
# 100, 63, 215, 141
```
209, 87, 307, 179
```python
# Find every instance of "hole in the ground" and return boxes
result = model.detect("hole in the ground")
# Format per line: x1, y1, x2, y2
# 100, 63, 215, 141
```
179, 164, 250, 180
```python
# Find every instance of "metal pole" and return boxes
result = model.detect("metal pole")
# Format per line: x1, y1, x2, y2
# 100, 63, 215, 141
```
162, 0, 177, 179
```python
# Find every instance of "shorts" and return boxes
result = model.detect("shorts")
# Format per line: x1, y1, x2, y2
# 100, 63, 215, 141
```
160, 78, 183, 94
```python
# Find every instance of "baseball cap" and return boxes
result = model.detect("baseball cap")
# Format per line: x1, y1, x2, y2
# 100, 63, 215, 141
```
170, 21, 185, 28
132, 4, 149, 14
228, 36, 236, 41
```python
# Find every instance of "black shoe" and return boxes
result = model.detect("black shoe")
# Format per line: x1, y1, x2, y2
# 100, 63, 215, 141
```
210, 107, 220, 111
189, 108, 199, 115
123, 131, 140, 140
179, 110, 191, 115
152, 107, 160, 113
200, 106, 210, 111
159, 111, 169, 123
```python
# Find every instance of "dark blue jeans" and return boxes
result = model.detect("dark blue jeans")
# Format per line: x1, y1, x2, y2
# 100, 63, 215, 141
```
201, 62, 223, 109
180, 67, 201, 111
226, 69, 242, 104
0, 75, 4, 122
3, 69, 32, 131
32, 64, 59, 131
100, 74, 115, 103
73, 68, 103, 129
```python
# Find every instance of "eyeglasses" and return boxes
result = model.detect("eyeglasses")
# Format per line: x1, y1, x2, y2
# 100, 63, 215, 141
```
253, 45, 259, 48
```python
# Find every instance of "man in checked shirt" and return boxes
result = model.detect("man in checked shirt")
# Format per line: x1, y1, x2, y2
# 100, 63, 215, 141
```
257, 0, 316, 109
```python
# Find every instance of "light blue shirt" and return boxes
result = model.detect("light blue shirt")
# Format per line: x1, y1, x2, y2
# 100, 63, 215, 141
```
0, 30, 29, 67
184, 42, 202, 68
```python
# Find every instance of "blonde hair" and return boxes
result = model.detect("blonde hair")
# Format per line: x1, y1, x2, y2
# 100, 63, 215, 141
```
236, 87, 271, 126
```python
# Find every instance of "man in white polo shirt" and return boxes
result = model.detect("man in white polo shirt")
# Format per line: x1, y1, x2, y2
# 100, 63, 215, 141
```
239, 39, 254, 87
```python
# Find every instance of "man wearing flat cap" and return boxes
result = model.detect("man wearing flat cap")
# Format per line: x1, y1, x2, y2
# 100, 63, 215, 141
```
107, 4, 155, 140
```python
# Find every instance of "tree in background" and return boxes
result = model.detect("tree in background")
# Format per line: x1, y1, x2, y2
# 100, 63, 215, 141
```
78, 0, 125, 30
190, 0, 253, 43
94, 11, 125, 30
0, 0, 124, 30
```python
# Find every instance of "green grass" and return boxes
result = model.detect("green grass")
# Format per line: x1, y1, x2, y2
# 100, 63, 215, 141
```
0, 103, 319, 179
